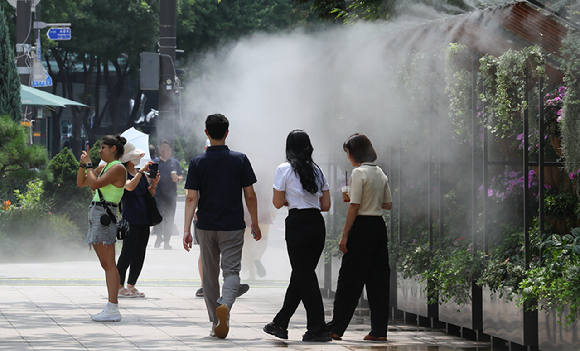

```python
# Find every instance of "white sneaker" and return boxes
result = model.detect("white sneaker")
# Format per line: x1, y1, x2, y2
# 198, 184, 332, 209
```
91, 304, 121, 322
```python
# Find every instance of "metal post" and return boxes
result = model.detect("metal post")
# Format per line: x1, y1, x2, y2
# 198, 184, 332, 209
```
482, 93, 489, 253
389, 145, 394, 242
16, 0, 32, 86
428, 94, 433, 252
397, 135, 402, 244
538, 75, 545, 234
523, 68, 530, 267
471, 56, 478, 245
438, 110, 444, 240
158, 0, 177, 141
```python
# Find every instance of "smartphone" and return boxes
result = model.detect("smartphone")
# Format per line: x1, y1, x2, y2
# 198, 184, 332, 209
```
85, 141, 90, 151
148, 163, 158, 179
251, 229, 256, 238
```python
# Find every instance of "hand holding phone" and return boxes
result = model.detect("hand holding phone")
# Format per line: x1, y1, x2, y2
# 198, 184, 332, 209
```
148, 163, 158, 179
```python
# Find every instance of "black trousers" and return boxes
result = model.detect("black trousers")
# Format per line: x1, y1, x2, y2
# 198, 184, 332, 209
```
329, 215, 390, 337
117, 224, 150, 285
154, 196, 176, 244
273, 209, 327, 334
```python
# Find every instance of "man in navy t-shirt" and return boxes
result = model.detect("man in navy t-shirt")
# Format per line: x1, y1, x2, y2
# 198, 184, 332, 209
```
183, 113, 262, 339
152, 139, 183, 249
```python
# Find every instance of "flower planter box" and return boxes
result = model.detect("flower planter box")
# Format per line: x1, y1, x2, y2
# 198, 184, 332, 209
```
396, 272, 431, 318
439, 282, 482, 331
482, 287, 537, 347
538, 304, 580, 351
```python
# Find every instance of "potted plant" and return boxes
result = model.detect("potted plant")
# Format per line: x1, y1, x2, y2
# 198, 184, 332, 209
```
426, 236, 486, 331
544, 191, 577, 234
520, 228, 580, 351
479, 46, 546, 161
389, 224, 434, 319
478, 224, 541, 348
558, 33, 580, 199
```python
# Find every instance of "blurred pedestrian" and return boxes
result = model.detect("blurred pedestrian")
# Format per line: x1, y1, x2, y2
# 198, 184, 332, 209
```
117, 143, 160, 298
77, 135, 127, 322
327, 133, 392, 342
183, 113, 262, 339
263, 129, 332, 342
152, 139, 183, 249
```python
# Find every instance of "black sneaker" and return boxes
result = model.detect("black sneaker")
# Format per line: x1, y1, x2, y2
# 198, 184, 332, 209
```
263, 322, 288, 339
302, 331, 332, 342
237, 283, 250, 297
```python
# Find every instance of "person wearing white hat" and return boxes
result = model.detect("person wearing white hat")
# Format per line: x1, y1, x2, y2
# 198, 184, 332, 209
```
117, 143, 160, 298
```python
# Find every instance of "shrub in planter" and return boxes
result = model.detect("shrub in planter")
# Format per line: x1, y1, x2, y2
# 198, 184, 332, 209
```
0, 180, 85, 261
545, 191, 578, 234
423, 237, 486, 306
477, 224, 536, 299
520, 228, 580, 328
42, 147, 92, 233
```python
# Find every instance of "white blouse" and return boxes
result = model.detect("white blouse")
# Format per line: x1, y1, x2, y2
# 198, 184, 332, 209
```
273, 162, 329, 210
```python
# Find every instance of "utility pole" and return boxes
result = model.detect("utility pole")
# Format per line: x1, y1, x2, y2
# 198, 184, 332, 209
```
16, 0, 33, 86
158, 0, 177, 143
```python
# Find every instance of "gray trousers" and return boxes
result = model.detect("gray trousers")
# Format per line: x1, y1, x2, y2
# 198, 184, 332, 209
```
197, 228, 244, 324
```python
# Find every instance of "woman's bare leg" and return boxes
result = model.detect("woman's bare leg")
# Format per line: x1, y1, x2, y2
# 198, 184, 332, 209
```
93, 243, 120, 304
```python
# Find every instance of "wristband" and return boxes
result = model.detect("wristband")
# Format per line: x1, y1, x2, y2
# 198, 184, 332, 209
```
80, 163, 87, 168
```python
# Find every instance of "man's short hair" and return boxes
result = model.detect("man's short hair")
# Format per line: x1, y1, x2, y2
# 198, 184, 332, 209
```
159, 138, 173, 149
206, 114, 229, 140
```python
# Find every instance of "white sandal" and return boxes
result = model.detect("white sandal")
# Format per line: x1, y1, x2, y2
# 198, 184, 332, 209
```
118, 287, 136, 298
129, 287, 145, 297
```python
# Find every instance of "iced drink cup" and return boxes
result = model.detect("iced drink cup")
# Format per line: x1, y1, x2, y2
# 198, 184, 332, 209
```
341, 186, 350, 202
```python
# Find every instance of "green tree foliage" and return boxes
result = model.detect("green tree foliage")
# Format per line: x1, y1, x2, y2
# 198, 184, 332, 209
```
0, 115, 48, 196
41, 0, 159, 156
296, 0, 472, 22
177, 0, 315, 61
0, 6, 22, 121
42, 147, 92, 233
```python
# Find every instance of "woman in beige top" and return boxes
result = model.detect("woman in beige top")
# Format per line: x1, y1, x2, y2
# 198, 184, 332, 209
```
327, 133, 392, 342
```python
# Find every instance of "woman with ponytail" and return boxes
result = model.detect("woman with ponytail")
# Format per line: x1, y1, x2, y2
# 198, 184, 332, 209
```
77, 134, 127, 322
263, 130, 332, 342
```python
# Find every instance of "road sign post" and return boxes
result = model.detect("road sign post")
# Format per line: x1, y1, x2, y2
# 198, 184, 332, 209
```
32, 72, 53, 87
46, 27, 71, 41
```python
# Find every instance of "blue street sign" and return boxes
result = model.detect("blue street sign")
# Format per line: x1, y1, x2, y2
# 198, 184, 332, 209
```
32, 72, 53, 87
47, 28, 71, 41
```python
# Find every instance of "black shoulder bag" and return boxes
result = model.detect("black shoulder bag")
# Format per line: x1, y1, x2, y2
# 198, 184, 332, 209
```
144, 190, 163, 226
97, 188, 130, 240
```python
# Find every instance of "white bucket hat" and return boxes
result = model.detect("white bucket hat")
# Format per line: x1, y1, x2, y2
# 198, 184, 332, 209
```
120, 142, 145, 164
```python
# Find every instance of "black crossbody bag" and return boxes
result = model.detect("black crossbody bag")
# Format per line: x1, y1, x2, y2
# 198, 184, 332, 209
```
97, 188, 130, 240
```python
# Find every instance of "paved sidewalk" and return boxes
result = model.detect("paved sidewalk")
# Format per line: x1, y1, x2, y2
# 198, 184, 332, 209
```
0, 203, 490, 350
0, 250, 491, 351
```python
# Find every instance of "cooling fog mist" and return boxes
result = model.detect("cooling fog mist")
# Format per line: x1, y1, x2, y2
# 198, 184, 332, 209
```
177, 1, 513, 177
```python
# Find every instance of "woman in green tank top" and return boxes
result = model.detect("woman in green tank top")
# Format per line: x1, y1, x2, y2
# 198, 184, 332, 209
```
77, 134, 127, 322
